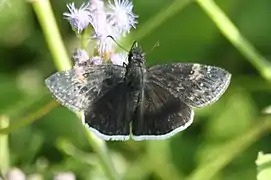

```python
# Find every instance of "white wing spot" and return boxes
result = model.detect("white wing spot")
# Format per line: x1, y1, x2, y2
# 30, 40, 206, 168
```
189, 64, 202, 80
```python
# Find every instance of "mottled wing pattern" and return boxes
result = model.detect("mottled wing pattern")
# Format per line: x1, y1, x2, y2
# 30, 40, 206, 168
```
83, 82, 133, 140
149, 63, 231, 108
132, 76, 194, 141
45, 64, 126, 112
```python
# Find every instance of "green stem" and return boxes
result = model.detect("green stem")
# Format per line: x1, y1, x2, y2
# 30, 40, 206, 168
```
57, 138, 98, 166
147, 141, 184, 180
186, 117, 271, 180
80, 26, 93, 50
32, 0, 71, 71
83, 127, 120, 180
133, 0, 193, 41
196, 0, 271, 81
0, 101, 57, 135
0, 116, 9, 176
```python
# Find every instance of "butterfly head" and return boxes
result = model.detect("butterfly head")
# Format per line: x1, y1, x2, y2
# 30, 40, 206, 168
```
128, 41, 145, 66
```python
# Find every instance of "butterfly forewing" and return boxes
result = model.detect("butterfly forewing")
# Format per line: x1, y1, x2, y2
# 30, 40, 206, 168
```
132, 77, 194, 141
149, 63, 231, 108
45, 64, 126, 112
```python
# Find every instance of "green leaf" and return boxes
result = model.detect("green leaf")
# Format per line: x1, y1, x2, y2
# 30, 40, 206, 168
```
256, 152, 271, 180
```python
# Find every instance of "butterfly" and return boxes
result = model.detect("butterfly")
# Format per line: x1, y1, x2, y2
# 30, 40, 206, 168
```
45, 42, 231, 141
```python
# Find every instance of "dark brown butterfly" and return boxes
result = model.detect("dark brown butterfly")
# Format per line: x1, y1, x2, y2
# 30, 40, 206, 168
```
45, 42, 231, 141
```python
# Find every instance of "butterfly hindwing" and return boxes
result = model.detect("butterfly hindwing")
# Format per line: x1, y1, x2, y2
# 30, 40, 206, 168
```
45, 64, 126, 112
83, 82, 134, 140
149, 63, 231, 108
131, 76, 194, 141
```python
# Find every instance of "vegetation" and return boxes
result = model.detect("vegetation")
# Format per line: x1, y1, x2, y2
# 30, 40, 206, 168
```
0, 0, 271, 179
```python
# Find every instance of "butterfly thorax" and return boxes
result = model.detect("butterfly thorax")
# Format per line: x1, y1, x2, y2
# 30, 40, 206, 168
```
123, 42, 146, 112
124, 62, 144, 91
125, 41, 146, 90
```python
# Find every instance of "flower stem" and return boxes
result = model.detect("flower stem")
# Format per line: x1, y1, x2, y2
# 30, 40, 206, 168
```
83, 127, 120, 180
196, 0, 271, 81
0, 100, 57, 135
80, 27, 93, 50
31, 0, 71, 71
0, 116, 9, 176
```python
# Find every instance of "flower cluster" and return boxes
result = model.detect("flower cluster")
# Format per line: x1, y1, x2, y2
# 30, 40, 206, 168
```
63, 0, 138, 66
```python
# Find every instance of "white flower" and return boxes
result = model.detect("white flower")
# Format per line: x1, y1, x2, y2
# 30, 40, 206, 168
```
88, 0, 105, 12
64, 0, 138, 59
72, 49, 89, 66
88, 0, 107, 37
90, 56, 104, 65
110, 52, 128, 66
63, 3, 91, 33
54, 172, 75, 180
107, 0, 137, 36
88, 0, 118, 55
72, 49, 103, 66
88, 0, 137, 56
6, 168, 26, 180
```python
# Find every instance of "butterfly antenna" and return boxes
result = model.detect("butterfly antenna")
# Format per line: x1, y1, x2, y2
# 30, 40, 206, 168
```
106, 35, 129, 52
146, 41, 160, 55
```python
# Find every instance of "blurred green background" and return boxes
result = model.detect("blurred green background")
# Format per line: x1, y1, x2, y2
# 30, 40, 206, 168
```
0, 0, 271, 179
